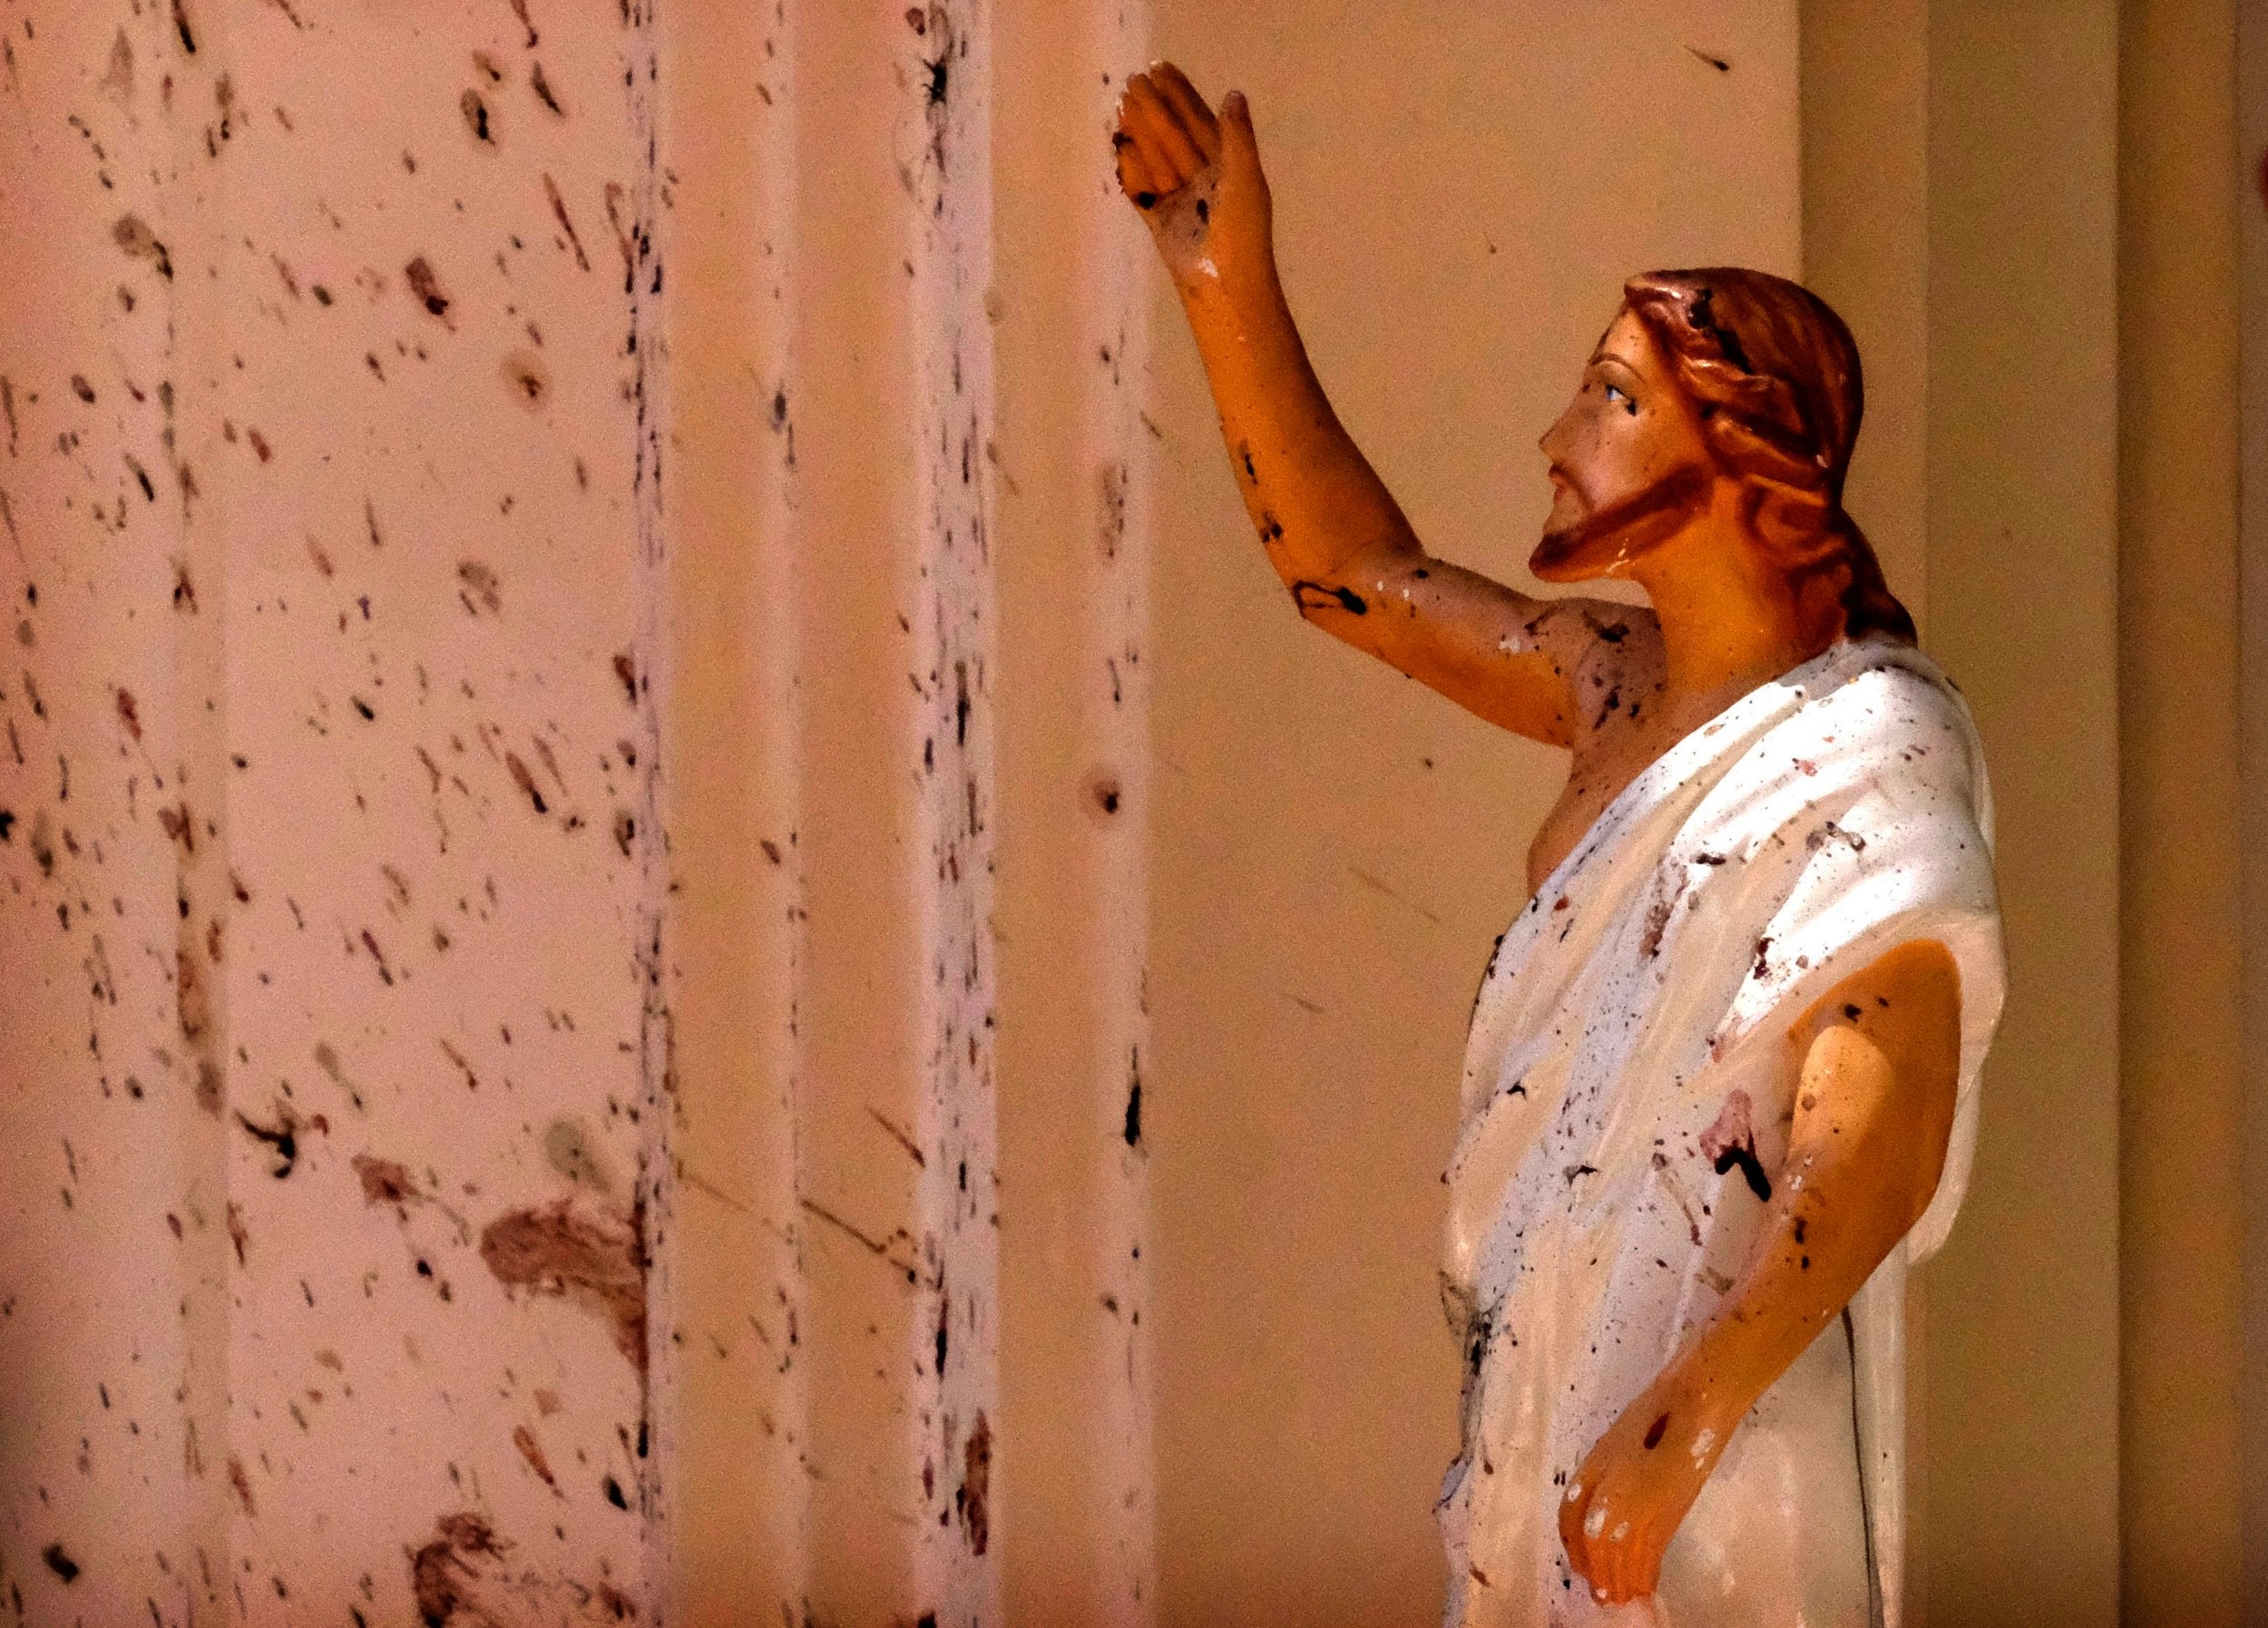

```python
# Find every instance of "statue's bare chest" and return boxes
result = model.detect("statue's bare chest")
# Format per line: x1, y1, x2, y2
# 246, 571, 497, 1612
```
1524, 638, 1680, 896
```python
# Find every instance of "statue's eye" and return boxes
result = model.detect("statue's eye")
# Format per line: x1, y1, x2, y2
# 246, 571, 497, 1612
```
1604, 383, 1636, 414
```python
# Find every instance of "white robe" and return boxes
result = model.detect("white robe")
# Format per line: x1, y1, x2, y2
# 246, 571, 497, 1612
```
1437, 635, 2006, 1628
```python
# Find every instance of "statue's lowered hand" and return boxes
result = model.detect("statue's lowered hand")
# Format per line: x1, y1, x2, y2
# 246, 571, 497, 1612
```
1112, 63, 1274, 296
1558, 1370, 1726, 1607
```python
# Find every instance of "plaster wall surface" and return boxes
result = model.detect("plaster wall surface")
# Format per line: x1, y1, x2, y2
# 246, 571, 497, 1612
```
0, 1, 669, 1621
0, 2, 1807, 1623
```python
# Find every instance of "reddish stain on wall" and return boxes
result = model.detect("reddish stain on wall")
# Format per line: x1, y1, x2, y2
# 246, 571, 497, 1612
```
479, 1199, 648, 1373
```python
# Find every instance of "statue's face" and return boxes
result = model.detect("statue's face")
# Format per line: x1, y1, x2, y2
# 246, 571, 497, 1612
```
1530, 307, 1716, 582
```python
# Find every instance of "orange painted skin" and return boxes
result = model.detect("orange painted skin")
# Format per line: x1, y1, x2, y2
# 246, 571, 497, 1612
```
1115, 63, 1965, 1605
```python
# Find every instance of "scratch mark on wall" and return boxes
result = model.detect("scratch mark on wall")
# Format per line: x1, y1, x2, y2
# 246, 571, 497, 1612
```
543, 173, 591, 272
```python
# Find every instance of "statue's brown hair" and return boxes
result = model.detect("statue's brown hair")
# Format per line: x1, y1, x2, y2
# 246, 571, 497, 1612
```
1621, 268, 1915, 644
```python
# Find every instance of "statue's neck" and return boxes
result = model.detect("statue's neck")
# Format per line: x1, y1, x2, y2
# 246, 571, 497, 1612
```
1633, 516, 1844, 714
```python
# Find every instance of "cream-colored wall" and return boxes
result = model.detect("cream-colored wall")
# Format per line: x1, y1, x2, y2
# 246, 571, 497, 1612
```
1799, 0, 1928, 628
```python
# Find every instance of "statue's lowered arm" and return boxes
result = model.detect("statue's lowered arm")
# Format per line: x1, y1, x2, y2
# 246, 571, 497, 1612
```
1559, 937, 1964, 1605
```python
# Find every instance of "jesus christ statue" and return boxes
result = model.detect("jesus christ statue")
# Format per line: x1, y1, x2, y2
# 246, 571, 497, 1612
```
1112, 64, 2007, 1627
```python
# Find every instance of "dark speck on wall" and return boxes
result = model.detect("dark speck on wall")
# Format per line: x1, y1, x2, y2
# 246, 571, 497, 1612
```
404, 256, 452, 320
459, 560, 502, 615
505, 753, 547, 815
352, 1154, 415, 1205
235, 1106, 299, 1178
956, 1411, 992, 1555
409, 1512, 503, 1625
502, 350, 550, 407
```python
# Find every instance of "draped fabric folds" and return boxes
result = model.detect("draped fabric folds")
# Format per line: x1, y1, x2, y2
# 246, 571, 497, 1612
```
1437, 636, 2006, 1628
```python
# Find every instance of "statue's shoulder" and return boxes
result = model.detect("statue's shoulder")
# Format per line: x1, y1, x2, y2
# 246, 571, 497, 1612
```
1809, 640, 1974, 738
1792, 644, 1990, 818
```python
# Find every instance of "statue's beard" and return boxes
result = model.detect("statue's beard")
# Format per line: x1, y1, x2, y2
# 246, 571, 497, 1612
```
1529, 463, 1714, 581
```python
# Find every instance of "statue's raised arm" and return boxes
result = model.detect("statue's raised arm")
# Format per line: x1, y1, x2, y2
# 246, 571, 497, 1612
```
1111, 64, 1622, 753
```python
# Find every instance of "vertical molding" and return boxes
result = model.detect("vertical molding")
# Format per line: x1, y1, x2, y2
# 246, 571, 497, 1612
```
10, 0, 679, 1613
0, 5, 237, 1617
761, 0, 815, 1611
909, 2, 1002, 1620
2237, 4, 2268, 1621
1922, 2, 2122, 1623
624, 0, 675, 1618
654, 0, 811, 1617
1085, 10, 1157, 1621
160, 2, 239, 1615
2116, 3, 2243, 1623
989, 0, 1155, 1615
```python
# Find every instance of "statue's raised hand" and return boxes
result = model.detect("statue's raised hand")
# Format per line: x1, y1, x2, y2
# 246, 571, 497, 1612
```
1112, 63, 1274, 296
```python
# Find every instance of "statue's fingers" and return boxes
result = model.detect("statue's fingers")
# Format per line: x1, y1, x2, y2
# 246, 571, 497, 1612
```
1583, 1536, 1622, 1604
1588, 1535, 1619, 1598
1610, 1526, 1658, 1604
1598, 1535, 1633, 1603
1124, 77, 1201, 184
1110, 102, 1169, 201
1559, 1506, 1591, 1590
1148, 62, 1222, 161
1113, 136, 1165, 207
1588, 1512, 1620, 1598
1114, 91, 1184, 191
1217, 89, 1265, 183
1125, 76, 1204, 186
1633, 1545, 1665, 1604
